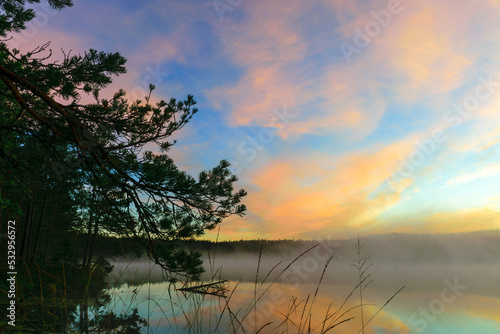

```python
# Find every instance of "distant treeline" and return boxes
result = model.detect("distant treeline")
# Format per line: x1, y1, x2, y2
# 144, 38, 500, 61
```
93, 230, 500, 264
88, 235, 311, 258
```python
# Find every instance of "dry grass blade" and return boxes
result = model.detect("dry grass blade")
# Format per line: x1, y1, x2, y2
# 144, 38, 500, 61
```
235, 244, 320, 333
215, 280, 240, 331
273, 296, 303, 332
322, 317, 355, 333
259, 260, 283, 289
304, 256, 333, 330
356, 285, 406, 334
299, 294, 310, 332
255, 243, 263, 330
256, 321, 273, 333
319, 302, 333, 333
327, 275, 369, 326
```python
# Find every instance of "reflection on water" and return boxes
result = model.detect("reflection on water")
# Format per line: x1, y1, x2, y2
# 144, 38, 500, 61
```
107, 253, 500, 334
0, 260, 147, 333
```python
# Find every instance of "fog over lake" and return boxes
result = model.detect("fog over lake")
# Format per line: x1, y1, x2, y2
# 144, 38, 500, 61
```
105, 232, 500, 333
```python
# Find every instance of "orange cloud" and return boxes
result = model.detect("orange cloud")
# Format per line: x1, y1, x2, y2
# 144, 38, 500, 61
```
388, 206, 500, 234
215, 137, 424, 239
385, 6, 471, 98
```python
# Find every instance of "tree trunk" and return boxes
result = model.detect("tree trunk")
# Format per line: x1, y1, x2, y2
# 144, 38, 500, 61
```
42, 219, 54, 267
30, 193, 47, 263
79, 299, 89, 334
82, 212, 94, 269
86, 217, 99, 269
21, 185, 36, 260
0, 219, 4, 264
25, 186, 37, 259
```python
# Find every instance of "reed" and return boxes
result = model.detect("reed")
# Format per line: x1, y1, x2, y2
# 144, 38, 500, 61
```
1, 238, 404, 333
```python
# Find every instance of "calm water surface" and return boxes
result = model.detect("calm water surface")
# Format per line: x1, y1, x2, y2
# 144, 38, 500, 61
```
102, 253, 500, 334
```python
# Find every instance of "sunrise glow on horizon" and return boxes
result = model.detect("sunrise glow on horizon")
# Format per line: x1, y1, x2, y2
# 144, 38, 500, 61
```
16, 0, 500, 240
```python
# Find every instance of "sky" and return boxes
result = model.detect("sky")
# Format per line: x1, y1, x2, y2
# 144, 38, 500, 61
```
11, 0, 500, 240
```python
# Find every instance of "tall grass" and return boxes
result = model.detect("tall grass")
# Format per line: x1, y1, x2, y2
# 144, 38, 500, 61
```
125, 239, 404, 334
1, 238, 404, 333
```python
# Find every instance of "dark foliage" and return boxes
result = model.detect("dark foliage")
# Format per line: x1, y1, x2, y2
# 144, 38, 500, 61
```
0, 0, 246, 280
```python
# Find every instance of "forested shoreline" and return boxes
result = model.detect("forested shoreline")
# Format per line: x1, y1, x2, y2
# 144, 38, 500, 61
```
10, 230, 493, 263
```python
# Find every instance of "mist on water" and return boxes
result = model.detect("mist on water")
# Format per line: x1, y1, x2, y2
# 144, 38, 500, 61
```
108, 231, 500, 298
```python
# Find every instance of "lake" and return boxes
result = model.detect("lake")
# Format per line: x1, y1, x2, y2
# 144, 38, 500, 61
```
104, 240, 500, 334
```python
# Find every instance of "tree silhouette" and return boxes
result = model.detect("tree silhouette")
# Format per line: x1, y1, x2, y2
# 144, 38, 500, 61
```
0, 0, 246, 279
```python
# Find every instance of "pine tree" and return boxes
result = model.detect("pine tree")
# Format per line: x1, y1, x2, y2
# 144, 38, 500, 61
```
0, 0, 246, 279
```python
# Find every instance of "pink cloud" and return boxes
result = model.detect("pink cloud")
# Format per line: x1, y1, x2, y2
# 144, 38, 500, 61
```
208, 0, 500, 142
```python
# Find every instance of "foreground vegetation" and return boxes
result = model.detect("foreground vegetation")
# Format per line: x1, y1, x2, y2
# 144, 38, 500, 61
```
1, 239, 404, 333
